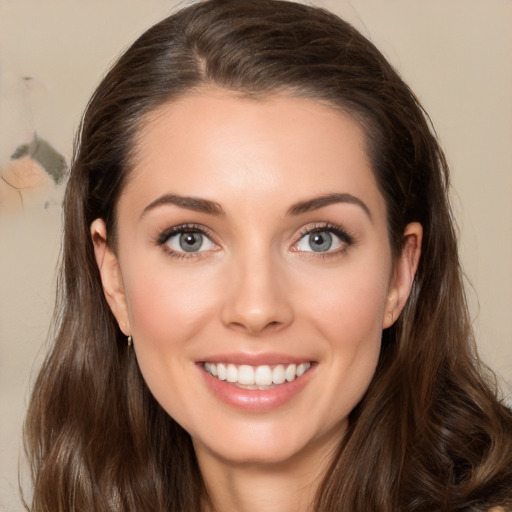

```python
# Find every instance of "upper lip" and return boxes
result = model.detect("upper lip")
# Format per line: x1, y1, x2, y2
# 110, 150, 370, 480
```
197, 353, 314, 366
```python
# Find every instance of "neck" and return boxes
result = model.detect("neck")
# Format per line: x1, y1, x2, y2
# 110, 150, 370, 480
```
196, 439, 336, 512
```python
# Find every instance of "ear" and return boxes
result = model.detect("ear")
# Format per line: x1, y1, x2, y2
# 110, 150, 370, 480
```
382, 222, 422, 329
90, 218, 131, 336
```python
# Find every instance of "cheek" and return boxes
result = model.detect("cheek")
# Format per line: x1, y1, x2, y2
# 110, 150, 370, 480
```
297, 256, 391, 395
120, 262, 221, 423
123, 261, 221, 350
299, 259, 391, 342
314, 281, 385, 374
305, 268, 388, 411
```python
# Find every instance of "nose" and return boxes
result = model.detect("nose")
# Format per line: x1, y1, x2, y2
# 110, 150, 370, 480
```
220, 251, 294, 336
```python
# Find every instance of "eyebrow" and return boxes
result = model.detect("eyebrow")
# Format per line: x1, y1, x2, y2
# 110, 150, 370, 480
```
140, 192, 372, 221
141, 194, 225, 218
286, 193, 372, 221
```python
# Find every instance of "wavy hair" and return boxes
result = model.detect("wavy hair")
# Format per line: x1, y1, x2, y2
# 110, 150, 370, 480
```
24, 1, 512, 510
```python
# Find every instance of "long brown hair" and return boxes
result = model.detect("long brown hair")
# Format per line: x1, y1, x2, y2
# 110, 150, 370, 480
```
24, 1, 512, 510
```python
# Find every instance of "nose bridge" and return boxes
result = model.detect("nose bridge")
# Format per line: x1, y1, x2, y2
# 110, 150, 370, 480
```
221, 241, 293, 335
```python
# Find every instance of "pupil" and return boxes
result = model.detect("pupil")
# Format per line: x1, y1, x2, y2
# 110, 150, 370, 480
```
179, 232, 203, 252
310, 231, 332, 252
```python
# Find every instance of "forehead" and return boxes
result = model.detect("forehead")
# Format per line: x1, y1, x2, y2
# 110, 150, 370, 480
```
121, 89, 385, 221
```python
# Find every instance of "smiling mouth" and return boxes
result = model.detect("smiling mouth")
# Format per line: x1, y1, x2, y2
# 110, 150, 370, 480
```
202, 362, 312, 389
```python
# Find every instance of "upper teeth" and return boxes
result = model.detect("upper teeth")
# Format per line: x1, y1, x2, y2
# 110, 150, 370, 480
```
204, 362, 311, 387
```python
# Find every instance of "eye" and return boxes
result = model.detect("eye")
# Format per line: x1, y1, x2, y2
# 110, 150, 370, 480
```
292, 224, 354, 254
158, 225, 217, 256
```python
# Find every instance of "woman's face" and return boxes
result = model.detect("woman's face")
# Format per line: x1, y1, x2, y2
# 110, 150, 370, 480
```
93, 90, 420, 472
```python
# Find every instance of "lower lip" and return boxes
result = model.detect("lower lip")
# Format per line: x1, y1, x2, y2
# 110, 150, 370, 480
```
199, 364, 315, 412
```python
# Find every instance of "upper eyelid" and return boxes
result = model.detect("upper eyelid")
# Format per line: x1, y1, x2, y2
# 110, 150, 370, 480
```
289, 222, 356, 253
156, 223, 216, 246
295, 222, 354, 241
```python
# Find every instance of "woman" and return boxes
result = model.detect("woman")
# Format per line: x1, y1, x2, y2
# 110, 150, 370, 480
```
24, 0, 512, 510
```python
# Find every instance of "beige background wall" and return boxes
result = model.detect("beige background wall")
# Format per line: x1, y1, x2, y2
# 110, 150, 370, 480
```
1, 1, 510, 509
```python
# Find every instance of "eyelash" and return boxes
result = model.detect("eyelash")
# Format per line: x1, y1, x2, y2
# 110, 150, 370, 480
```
155, 222, 356, 260
156, 223, 217, 260
293, 222, 356, 258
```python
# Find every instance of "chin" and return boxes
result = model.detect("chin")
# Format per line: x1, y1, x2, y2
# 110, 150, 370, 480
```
190, 415, 346, 469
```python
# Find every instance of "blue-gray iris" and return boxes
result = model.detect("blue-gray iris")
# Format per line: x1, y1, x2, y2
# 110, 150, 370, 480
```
180, 232, 203, 252
309, 231, 332, 252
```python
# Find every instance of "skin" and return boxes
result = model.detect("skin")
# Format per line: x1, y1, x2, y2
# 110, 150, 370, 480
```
92, 89, 422, 512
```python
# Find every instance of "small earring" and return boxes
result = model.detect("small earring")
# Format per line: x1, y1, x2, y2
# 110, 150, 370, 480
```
388, 312, 394, 323
127, 335, 133, 347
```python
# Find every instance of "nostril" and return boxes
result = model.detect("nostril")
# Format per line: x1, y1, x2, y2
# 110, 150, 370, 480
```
249, 320, 284, 335
226, 319, 283, 336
